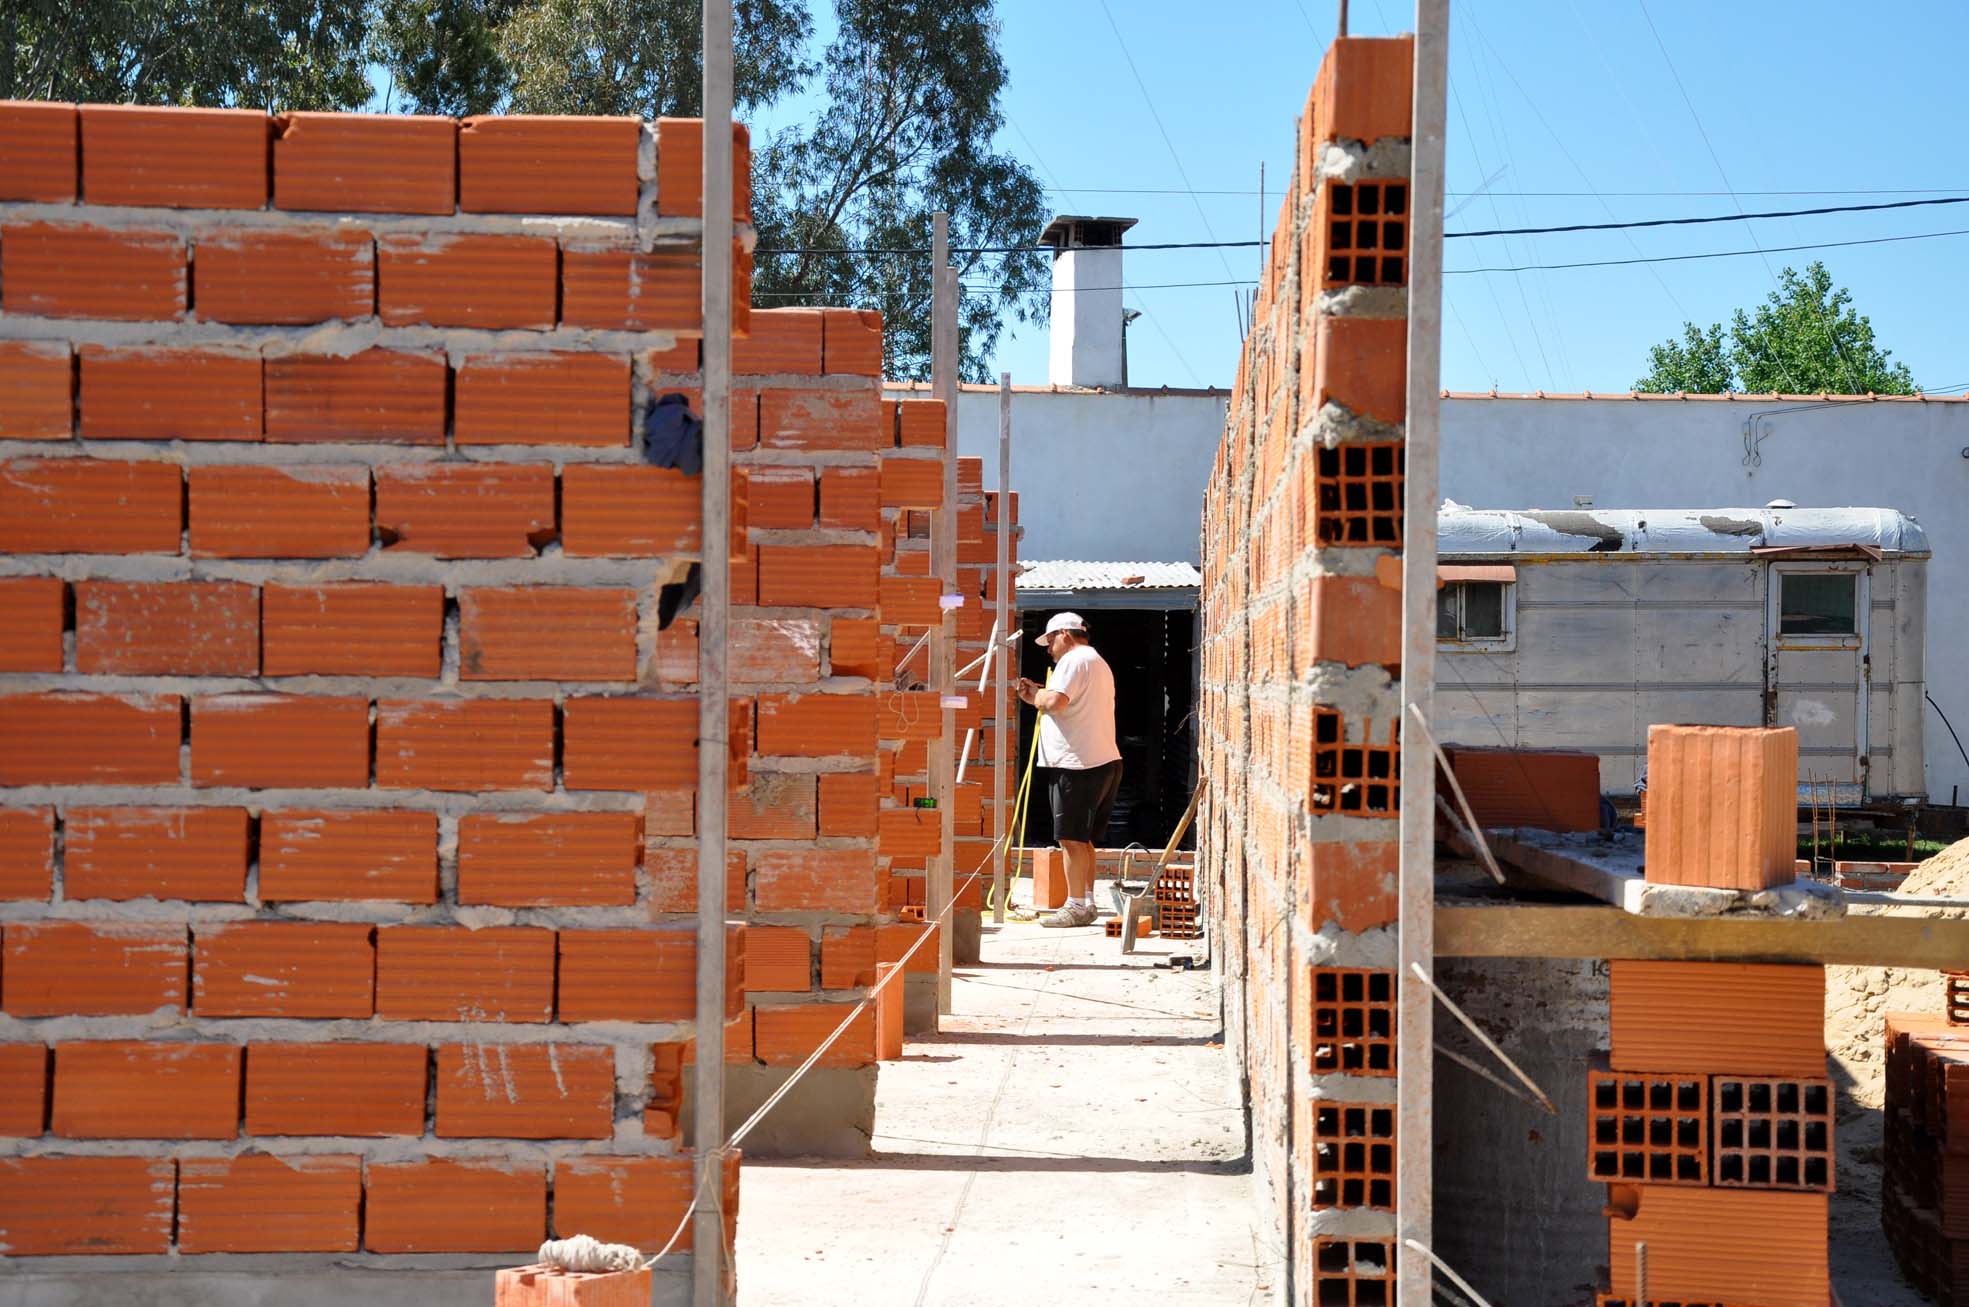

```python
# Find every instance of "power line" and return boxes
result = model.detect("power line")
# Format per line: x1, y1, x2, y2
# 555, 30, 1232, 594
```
1039, 185, 1969, 198
1453, 192, 1969, 238
1444, 225, 1969, 275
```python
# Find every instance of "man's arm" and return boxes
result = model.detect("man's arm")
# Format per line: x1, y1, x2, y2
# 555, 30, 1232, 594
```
1016, 678, 1071, 713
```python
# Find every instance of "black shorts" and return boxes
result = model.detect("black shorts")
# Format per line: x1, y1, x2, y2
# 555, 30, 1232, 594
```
1047, 760, 1123, 844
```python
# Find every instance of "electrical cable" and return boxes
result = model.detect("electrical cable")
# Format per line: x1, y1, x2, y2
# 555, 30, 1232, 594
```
1451, 192, 1969, 239
1445, 224, 1969, 274
1927, 691, 1969, 774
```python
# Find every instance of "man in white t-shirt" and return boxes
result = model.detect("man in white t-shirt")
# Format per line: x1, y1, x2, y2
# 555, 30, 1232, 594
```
1016, 612, 1122, 928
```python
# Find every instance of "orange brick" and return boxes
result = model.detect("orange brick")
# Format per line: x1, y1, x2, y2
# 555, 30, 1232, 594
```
756, 693, 878, 759
64, 806, 250, 902
460, 587, 638, 681
822, 307, 884, 375
0, 807, 54, 900
190, 694, 370, 789
0, 692, 181, 786
0, 577, 64, 672
817, 772, 880, 838
0, 340, 73, 438
264, 349, 447, 444
260, 810, 439, 903
1304, 574, 1402, 669
0, 100, 77, 201
1444, 746, 1601, 834
562, 696, 697, 792
1304, 839, 1399, 934
53, 1040, 240, 1138
193, 921, 375, 1018
459, 812, 640, 907
75, 580, 259, 676
879, 455, 943, 508
435, 1042, 614, 1139
0, 1157, 176, 1254
879, 691, 942, 742
78, 345, 262, 441
744, 466, 817, 529
375, 462, 556, 558
0, 1043, 48, 1134
378, 233, 557, 329
80, 104, 268, 207
1609, 961, 1825, 1077
681, 1010, 754, 1067
561, 246, 700, 333
878, 922, 939, 975
555, 927, 699, 1023
1645, 725, 1798, 891
758, 543, 880, 608
730, 615, 824, 683
818, 465, 880, 530
364, 1158, 547, 1253
644, 845, 743, 914
819, 926, 876, 989
754, 1003, 875, 1068
746, 925, 812, 992
458, 114, 640, 216
0, 457, 182, 554
375, 699, 556, 792
195, 227, 375, 325
246, 1042, 429, 1136
454, 352, 632, 445
561, 464, 701, 556
759, 387, 883, 451
734, 309, 823, 375
754, 848, 881, 914
0, 222, 185, 319
730, 771, 817, 839
262, 582, 443, 677
878, 807, 940, 859
1313, 36, 1415, 146
274, 111, 456, 213
189, 464, 369, 558
376, 925, 556, 1023
880, 575, 943, 627
655, 118, 752, 220
497, 1265, 654, 1306
830, 617, 881, 679
1313, 315, 1407, 426
555, 1151, 741, 1254
896, 398, 946, 448
178, 1155, 362, 1254
1, 922, 186, 1016
648, 340, 699, 374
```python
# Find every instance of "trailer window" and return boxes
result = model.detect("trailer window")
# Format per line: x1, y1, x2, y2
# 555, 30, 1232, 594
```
1779, 573, 1857, 636
1438, 580, 1511, 645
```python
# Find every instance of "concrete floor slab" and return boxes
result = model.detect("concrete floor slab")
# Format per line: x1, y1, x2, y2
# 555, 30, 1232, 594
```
736, 916, 1279, 1307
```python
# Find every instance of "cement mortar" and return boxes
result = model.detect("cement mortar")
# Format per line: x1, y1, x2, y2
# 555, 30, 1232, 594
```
0, 1262, 692, 1307
709, 1064, 875, 1160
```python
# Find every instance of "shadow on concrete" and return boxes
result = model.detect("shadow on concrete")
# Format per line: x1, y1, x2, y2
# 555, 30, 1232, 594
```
925, 1030, 1216, 1048
958, 960, 1177, 973
791, 1151, 1250, 1176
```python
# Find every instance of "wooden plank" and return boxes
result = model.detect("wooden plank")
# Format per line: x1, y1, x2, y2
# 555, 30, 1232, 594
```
1437, 903, 1969, 967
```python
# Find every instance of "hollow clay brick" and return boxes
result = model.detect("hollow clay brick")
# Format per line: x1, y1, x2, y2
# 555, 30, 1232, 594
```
879, 455, 945, 509
80, 104, 269, 208
377, 232, 556, 329
756, 693, 878, 759
194, 227, 375, 324
655, 118, 752, 219
0, 807, 55, 900
458, 115, 640, 216
645, 845, 744, 914
0, 457, 182, 554
374, 462, 556, 558
0, 577, 65, 672
261, 582, 443, 677
0, 340, 73, 439
75, 580, 259, 676
1606, 1185, 1827, 1307
190, 694, 370, 789
0, 921, 187, 1016
759, 387, 882, 452
0, 100, 77, 201
1644, 724, 1799, 890
264, 349, 447, 444
823, 308, 885, 376
459, 587, 638, 682
0, 1043, 48, 1135
189, 464, 369, 559
757, 543, 880, 608
818, 465, 880, 531
878, 807, 939, 860
878, 691, 941, 743
259, 810, 439, 903
555, 927, 705, 1023
245, 1042, 429, 1136
377, 925, 555, 1023
364, 1158, 548, 1253
0, 222, 185, 320
1609, 960, 1825, 1077
78, 345, 263, 441
1303, 839, 1400, 933
435, 1041, 614, 1139
0, 1157, 176, 1254
876, 961, 904, 1059
560, 464, 702, 556
274, 112, 456, 214
817, 927, 874, 988
496, 1265, 654, 1307
754, 1003, 875, 1068
561, 247, 700, 333
896, 398, 946, 448
729, 616, 824, 683
458, 812, 640, 907
561, 696, 698, 791
745, 925, 812, 993
178, 1154, 363, 1253
454, 352, 633, 445
754, 848, 881, 914
1304, 574, 1402, 670
879, 576, 943, 627
829, 617, 882, 679
817, 771, 880, 838
52, 1040, 240, 1138
192, 921, 375, 1018
64, 806, 251, 902
1444, 746, 1602, 834
375, 699, 556, 792
735, 309, 824, 375
1312, 36, 1415, 146
731, 771, 817, 839
1031, 848, 1068, 909
744, 465, 816, 529
0, 692, 182, 785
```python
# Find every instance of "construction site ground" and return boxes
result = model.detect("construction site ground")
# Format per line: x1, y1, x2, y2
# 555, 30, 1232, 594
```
738, 881, 1278, 1306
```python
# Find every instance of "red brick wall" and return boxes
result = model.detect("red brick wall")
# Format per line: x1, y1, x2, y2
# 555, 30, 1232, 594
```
0, 100, 924, 1262
1193, 40, 1413, 1306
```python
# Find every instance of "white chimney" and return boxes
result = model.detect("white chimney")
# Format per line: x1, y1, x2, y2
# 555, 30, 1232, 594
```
1041, 215, 1137, 389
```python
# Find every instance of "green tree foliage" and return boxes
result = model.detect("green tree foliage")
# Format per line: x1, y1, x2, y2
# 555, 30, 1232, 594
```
2, 0, 372, 109
1635, 262, 1916, 395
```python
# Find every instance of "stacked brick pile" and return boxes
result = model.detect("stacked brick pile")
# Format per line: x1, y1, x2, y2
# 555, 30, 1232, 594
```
1883, 1013, 1968, 1305
0, 99, 924, 1268
1596, 726, 1832, 1306
1194, 36, 1414, 1305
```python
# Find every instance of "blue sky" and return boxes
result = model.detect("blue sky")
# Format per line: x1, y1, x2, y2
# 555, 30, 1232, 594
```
944, 0, 1969, 393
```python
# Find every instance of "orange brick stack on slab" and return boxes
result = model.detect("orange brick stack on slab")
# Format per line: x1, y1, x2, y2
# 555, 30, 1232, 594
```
1192, 38, 1413, 1305
1594, 961, 1833, 1305
0, 101, 769, 1275
1643, 724, 1798, 889
1882, 1014, 1969, 1306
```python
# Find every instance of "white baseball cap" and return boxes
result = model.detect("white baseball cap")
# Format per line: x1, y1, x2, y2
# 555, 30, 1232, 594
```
1036, 612, 1087, 644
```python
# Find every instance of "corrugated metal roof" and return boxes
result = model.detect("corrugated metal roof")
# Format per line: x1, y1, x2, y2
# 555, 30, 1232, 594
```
1016, 560, 1202, 591
1439, 505, 1930, 557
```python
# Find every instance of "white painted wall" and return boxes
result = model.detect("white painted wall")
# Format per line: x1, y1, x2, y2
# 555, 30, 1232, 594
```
948, 386, 1228, 565
1440, 397, 1969, 803
1047, 247, 1126, 389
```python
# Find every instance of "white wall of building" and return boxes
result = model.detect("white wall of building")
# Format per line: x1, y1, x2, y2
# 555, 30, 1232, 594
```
1440, 396, 1969, 802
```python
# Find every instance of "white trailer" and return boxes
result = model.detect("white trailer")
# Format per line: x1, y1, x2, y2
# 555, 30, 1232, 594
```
1433, 505, 1930, 803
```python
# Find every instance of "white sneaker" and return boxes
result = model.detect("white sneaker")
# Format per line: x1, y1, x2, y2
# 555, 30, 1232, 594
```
1040, 902, 1098, 928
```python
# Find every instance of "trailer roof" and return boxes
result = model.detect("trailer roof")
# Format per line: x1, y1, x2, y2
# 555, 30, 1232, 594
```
1438, 505, 1931, 557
